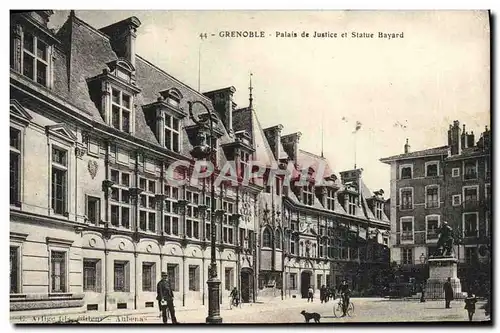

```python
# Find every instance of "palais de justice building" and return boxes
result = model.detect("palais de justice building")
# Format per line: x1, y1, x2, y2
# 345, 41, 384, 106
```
10, 11, 390, 315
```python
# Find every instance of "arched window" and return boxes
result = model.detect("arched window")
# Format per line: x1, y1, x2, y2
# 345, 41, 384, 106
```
262, 227, 272, 248
275, 229, 282, 249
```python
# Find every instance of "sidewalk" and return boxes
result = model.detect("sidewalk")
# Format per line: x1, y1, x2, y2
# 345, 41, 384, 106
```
10, 296, 301, 324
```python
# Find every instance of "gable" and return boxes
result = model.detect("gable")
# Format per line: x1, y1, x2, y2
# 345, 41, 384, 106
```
10, 100, 33, 124
45, 124, 77, 143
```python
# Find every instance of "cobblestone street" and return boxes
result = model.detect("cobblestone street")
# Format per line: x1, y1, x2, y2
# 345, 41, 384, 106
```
11, 297, 490, 324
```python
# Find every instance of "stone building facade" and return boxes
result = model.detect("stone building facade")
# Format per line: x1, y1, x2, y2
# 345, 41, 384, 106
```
380, 120, 491, 290
10, 11, 391, 315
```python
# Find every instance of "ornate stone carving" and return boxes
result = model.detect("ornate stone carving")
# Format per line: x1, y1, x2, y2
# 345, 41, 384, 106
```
75, 146, 86, 159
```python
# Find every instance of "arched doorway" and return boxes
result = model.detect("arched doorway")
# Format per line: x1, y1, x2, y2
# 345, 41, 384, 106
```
301, 271, 312, 298
240, 268, 254, 303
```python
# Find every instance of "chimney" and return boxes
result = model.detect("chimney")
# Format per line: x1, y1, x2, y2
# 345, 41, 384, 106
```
461, 124, 467, 148
100, 17, 142, 68
467, 131, 475, 148
263, 124, 284, 160
203, 87, 236, 135
404, 138, 410, 154
281, 132, 302, 165
447, 124, 453, 146
450, 120, 462, 156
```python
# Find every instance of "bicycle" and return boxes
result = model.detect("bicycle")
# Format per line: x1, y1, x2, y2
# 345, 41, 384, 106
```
333, 296, 354, 317
229, 296, 241, 309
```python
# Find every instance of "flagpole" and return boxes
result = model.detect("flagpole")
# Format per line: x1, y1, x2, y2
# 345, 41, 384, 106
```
354, 131, 357, 169
198, 40, 201, 91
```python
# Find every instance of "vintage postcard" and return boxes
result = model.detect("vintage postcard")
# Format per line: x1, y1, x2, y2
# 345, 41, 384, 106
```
9, 10, 491, 324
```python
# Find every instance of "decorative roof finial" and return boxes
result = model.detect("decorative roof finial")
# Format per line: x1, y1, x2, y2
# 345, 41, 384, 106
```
249, 72, 253, 110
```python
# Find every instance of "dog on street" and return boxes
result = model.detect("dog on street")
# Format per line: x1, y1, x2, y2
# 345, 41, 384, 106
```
300, 310, 321, 323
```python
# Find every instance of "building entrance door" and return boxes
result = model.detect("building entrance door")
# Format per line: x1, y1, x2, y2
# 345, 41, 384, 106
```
301, 271, 312, 298
241, 269, 253, 303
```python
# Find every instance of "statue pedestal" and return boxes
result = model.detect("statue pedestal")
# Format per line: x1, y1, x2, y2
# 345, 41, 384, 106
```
425, 256, 465, 299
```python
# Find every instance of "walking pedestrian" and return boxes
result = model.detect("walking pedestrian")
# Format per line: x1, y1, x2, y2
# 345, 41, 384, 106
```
320, 285, 326, 303
420, 281, 426, 303
157, 272, 178, 324
464, 291, 477, 322
307, 285, 314, 302
443, 277, 454, 309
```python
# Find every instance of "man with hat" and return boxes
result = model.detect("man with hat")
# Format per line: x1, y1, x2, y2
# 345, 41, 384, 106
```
157, 272, 178, 324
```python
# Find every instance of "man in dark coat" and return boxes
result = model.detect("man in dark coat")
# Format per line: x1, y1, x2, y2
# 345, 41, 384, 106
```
157, 272, 178, 324
320, 285, 327, 303
443, 277, 454, 309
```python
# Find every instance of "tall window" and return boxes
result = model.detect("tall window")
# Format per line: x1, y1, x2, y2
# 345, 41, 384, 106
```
426, 162, 438, 177
110, 169, 131, 229
10, 247, 19, 294
463, 186, 478, 204
222, 200, 234, 244
224, 268, 234, 291
464, 213, 478, 237
401, 218, 413, 241
375, 201, 384, 219
400, 189, 413, 210
239, 150, 250, 179
289, 273, 297, 290
485, 184, 491, 202
262, 227, 272, 248
51, 147, 67, 215
401, 248, 413, 265
401, 166, 412, 179
464, 160, 477, 180
86, 196, 101, 225
348, 195, 356, 215
164, 185, 179, 236
142, 262, 156, 292
111, 89, 131, 132
22, 31, 49, 86
10, 127, 21, 205
275, 229, 282, 249
51, 251, 66, 292
317, 275, 322, 289
302, 185, 314, 205
114, 261, 129, 292
426, 186, 439, 208
326, 189, 335, 210
186, 191, 200, 239
188, 265, 200, 291
167, 264, 179, 291
139, 177, 157, 232
426, 216, 439, 240
465, 247, 477, 264
275, 177, 282, 196
83, 259, 101, 292
164, 114, 180, 152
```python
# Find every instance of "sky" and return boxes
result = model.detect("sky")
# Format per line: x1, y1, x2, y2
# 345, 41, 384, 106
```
48, 10, 490, 195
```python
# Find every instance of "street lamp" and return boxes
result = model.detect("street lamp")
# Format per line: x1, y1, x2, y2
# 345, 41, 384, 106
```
188, 100, 223, 324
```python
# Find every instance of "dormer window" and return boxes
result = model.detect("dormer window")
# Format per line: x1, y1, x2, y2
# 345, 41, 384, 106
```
348, 194, 356, 215
326, 188, 335, 210
164, 114, 180, 152
374, 201, 384, 219
240, 150, 250, 178
302, 184, 314, 206
22, 31, 49, 86
111, 89, 131, 132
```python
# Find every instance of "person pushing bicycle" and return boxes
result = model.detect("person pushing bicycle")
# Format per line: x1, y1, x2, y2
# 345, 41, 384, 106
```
230, 287, 239, 307
337, 279, 351, 317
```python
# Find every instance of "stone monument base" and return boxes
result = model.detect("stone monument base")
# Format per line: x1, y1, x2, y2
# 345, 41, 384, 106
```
425, 256, 465, 299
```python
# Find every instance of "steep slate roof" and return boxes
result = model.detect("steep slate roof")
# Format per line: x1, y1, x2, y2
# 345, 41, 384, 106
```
380, 146, 448, 163
54, 13, 233, 161
233, 107, 276, 168
297, 149, 334, 178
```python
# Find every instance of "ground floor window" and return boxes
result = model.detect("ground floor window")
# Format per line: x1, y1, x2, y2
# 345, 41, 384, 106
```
401, 248, 413, 265
142, 262, 156, 292
189, 265, 200, 291
167, 264, 179, 291
51, 251, 66, 292
10, 246, 19, 294
316, 274, 322, 289
114, 261, 130, 292
83, 259, 101, 292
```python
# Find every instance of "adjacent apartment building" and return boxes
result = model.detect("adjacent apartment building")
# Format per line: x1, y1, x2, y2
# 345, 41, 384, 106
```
380, 120, 491, 289
10, 10, 391, 316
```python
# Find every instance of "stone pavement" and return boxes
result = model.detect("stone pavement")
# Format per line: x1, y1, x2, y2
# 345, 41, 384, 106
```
10, 297, 490, 324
